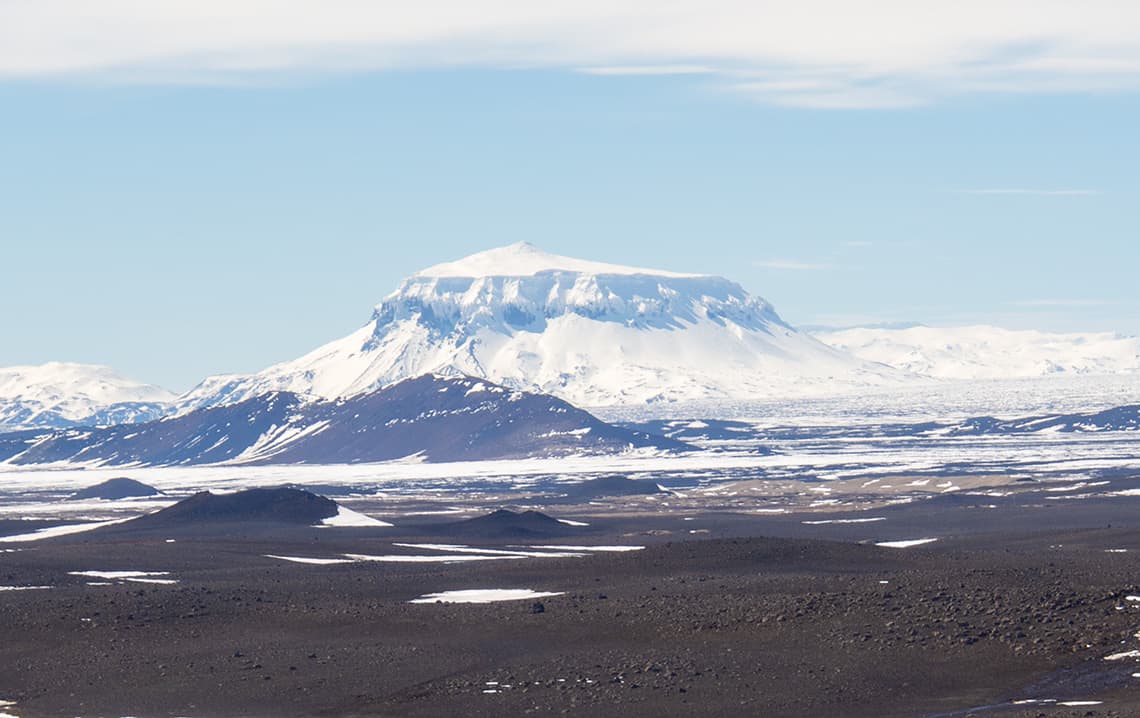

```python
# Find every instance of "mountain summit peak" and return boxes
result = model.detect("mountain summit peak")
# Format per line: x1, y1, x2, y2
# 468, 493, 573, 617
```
416, 242, 703, 279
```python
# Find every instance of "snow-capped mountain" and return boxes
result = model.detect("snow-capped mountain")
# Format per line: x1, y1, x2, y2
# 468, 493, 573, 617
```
178, 242, 905, 409
0, 362, 174, 432
0, 375, 688, 466
811, 325, 1140, 380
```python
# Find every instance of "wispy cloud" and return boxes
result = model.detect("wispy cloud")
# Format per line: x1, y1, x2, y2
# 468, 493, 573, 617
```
754, 259, 835, 271
958, 189, 1101, 196
580, 65, 715, 77
1009, 298, 1112, 308
3, 2, 1140, 108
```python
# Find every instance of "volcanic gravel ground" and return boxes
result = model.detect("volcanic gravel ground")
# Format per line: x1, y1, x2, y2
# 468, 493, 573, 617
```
3, 517, 1140, 716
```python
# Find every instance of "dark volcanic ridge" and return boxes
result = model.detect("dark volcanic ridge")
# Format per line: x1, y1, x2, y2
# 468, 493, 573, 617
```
0, 374, 690, 467
625, 403, 1140, 446
555, 475, 669, 501
69, 477, 163, 501
437, 509, 586, 539
116, 488, 338, 528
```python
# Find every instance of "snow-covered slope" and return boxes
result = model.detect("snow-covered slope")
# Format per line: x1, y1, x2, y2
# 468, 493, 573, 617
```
812, 325, 1140, 380
0, 362, 175, 431
178, 242, 906, 410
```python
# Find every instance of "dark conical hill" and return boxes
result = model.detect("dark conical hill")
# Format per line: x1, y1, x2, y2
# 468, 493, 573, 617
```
69, 477, 163, 500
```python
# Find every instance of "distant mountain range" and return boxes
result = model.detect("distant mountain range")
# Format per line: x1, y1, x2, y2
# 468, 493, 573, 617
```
0, 362, 173, 432
0, 374, 687, 467
811, 324, 1140, 380
3, 246, 1138, 435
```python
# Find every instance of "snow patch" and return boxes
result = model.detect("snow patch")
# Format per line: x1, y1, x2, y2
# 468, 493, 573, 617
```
802, 517, 886, 525
0, 517, 132, 543
265, 555, 353, 565
528, 545, 645, 552
875, 538, 939, 548
320, 506, 394, 528
345, 553, 526, 564
409, 588, 565, 604
392, 543, 585, 558
69, 570, 178, 585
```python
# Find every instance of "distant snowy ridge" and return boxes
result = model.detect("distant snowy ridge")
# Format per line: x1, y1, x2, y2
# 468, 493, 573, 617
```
177, 242, 907, 410
0, 362, 174, 432
812, 325, 1140, 380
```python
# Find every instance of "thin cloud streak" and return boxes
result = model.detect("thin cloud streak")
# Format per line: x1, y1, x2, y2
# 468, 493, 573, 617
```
754, 259, 835, 271
3, 2, 1140, 108
958, 189, 1101, 196
1010, 299, 1113, 308
580, 65, 715, 76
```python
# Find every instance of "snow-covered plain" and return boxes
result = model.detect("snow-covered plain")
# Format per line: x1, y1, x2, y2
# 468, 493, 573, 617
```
596, 373, 1140, 426
2, 371, 1139, 528
2, 422, 1138, 531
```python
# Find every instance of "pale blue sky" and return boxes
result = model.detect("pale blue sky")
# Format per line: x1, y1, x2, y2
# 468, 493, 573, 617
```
2, 3, 1139, 391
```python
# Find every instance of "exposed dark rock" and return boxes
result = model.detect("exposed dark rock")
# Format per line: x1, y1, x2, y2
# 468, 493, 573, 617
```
557, 475, 668, 501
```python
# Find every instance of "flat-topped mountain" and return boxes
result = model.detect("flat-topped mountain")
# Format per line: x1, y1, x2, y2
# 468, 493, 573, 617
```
177, 242, 904, 410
